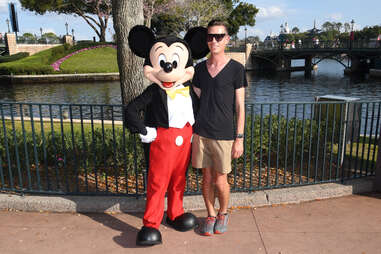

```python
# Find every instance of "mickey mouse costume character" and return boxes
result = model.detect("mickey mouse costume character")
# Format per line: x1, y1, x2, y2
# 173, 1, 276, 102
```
125, 25, 209, 246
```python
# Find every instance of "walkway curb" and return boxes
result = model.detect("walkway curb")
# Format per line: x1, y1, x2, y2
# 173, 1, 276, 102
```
0, 177, 375, 213
0, 73, 120, 84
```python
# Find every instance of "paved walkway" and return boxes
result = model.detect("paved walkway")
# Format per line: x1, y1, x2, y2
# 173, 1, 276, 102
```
1, 193, 381, 254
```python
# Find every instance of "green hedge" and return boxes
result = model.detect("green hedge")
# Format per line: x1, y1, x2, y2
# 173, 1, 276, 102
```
0, 115, 328, 177
0, 123, 145, 177
0, 52, 30, 63
240, 114, 322, 168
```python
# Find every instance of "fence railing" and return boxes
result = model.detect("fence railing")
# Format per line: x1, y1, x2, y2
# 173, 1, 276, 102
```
0, 101, 379, 196
16, 37, 63, 45
258, 39, 381, 51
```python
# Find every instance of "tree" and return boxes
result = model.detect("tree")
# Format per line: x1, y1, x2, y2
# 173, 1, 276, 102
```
151, 13, 184, 36
292, 27, 300, 34
344, 23, 351, 33
226, 2, 258, 36
334, 22, 342, 33
112, 0, 145, 104
322, 21, 334, 32
20, 0, 111, 42
20, 32, 36, 42
143, 0, 175, 28
42, 32, 60, 43
175, 0, 229, 31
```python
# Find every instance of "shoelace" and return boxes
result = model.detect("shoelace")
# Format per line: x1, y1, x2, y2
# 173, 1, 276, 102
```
206, 216, 216, 224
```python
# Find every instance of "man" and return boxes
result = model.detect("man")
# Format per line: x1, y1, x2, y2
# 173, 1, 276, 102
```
192, 19, 247, 236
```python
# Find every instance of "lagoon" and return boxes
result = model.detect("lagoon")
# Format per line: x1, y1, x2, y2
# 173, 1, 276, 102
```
1, 60, 380, 106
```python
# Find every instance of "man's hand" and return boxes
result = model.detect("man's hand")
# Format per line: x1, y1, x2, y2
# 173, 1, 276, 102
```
231, 138, 244, 159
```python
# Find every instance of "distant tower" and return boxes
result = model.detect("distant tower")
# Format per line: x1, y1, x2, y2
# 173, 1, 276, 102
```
280, 22, 290, 34
284, 22, 290, 34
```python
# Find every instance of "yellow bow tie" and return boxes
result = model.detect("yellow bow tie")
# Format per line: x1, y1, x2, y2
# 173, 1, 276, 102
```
166, 86, 190, 100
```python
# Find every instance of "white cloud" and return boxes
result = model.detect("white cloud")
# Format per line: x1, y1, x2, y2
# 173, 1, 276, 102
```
257, 6, 285, 20
0, 1, 9, 14
237, 27, 266, 40
328, 13, 343, 21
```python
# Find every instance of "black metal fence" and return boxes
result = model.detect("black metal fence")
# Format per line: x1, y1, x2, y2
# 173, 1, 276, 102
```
0, 101, 379, 196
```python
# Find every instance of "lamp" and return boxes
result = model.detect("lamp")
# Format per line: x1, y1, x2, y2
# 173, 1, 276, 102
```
6, 18, 10, 33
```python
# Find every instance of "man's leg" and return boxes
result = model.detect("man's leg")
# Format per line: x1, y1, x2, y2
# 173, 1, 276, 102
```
202, 167, 217, 217
213, 170, 230, 234
213, 171, 230, 214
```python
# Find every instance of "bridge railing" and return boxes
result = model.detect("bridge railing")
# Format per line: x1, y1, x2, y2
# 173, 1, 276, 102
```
257, 39, 381, 51
16, 36, 64, 45
0, 101, 379, 196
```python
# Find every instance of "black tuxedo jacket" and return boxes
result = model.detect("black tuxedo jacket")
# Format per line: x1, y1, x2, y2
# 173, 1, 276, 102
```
124, 81, 199, 135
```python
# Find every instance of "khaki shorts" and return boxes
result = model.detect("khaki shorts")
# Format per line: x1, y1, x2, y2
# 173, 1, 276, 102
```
191, 134, 234, 174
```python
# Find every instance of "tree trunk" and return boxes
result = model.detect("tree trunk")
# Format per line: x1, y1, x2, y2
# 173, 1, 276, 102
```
112, 0, 145, 105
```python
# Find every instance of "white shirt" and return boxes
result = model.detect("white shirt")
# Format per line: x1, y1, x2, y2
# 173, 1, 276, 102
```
167, 84, 195, 128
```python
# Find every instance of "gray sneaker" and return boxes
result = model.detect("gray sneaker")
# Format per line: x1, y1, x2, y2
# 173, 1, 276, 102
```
200, 216, 216, 236
214, 213, 229, 234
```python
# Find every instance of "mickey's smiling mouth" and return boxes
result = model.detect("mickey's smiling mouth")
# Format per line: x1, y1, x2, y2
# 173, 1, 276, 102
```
162, 82, 175, 88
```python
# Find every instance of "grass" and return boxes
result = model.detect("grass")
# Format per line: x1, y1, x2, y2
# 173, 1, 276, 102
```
0, 42, 117, 75
3, 118, 121, 133
60, 47, 118, 73
332, 140, 379, 164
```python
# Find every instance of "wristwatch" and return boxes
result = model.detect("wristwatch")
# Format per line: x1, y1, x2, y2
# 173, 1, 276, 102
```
236, 133, 244, 139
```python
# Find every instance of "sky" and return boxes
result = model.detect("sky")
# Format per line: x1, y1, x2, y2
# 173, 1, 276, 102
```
0, 0, 380, 41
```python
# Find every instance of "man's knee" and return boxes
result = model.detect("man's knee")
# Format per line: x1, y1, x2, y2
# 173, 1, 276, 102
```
213, 174, 228, 190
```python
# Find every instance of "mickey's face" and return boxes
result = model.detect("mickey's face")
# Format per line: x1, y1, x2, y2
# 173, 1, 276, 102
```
128, 25, 209, 90
144, 41, 194, 91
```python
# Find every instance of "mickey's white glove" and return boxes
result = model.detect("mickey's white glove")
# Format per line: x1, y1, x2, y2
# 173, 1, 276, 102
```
139, 127, 157, 143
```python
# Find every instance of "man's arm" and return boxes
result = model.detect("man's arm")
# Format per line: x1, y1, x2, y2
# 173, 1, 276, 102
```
193, 86, 201, 98
232, 87, 245, 159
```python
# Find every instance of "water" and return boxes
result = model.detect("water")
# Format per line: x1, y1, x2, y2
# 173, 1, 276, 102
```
0, 59, 380, 134
1, 60, 380, 105
246, 59, 381, 103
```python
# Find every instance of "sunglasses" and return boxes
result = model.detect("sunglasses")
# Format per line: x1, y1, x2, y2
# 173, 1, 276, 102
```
207, 33, 226, 42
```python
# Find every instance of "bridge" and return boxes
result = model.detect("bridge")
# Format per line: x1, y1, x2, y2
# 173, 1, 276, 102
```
249, 40, 381, 76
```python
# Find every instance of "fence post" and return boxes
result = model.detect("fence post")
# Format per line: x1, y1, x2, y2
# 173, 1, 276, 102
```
375, 125, 381, 192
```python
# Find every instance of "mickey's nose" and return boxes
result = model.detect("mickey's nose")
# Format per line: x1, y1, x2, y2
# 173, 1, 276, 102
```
163, 62, 173, 73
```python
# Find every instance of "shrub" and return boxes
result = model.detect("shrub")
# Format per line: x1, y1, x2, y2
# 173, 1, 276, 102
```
0, 52, 30, 63
0, 123, 145, 177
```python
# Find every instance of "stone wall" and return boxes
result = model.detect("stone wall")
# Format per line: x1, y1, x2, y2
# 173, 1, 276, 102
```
5, 33, 72, 56
15, 44, 62, 55
225, 43, 253, 70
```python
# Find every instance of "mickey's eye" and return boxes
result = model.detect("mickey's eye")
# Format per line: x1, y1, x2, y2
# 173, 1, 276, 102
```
172, 54, 179, 69
158, 54, 166, 68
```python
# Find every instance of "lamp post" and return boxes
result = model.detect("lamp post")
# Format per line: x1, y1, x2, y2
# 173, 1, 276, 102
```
40, 27, 43, 38
244, 26, 247, 45
6, 18, 10, 33
350, 19, 355, 49
65, 22, 69, 36
72, 28, 75, 42
351, 19, 355, 32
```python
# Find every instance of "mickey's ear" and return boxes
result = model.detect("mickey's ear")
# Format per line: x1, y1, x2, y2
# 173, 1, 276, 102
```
128, 25, 155, 58
184, 26, 209, 59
